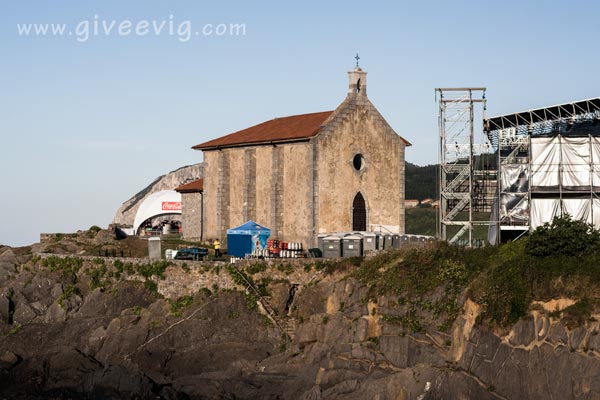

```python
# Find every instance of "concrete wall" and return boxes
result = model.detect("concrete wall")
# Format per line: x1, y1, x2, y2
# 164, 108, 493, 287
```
315, 97, 406, 235
181, 192, 203, 241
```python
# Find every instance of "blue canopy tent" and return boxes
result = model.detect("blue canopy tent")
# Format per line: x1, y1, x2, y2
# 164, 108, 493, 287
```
226, 221, 271, 257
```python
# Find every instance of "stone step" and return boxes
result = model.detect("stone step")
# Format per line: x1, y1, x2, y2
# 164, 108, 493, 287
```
275, 317, 299, 339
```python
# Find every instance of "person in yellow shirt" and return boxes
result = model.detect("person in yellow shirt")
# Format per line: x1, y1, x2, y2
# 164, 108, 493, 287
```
213, 239, 221, 257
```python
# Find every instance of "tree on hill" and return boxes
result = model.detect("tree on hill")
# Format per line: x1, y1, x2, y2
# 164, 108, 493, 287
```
405, 162, 437, 201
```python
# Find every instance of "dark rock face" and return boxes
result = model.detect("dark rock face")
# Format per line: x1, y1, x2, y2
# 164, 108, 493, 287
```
1, 247, 600, 399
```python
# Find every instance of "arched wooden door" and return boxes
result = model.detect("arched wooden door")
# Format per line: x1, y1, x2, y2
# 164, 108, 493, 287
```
352, 192, 366, 231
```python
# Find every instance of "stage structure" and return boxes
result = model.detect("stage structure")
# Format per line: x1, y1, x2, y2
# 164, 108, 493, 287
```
436, 88, 496, 246
485, 98, 600, 243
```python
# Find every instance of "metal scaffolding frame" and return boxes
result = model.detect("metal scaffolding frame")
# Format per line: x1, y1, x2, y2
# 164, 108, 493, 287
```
485, 97, 600, 243
436, 88, 494, 246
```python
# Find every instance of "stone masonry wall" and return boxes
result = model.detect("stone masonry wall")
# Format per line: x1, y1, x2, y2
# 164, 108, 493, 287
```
270, 145, 284, 238
181, 192, 202, 241
202, 143, 314, 249
34, 253, 321, 300
243, 149, 257, 222
254, 146, 273, 228
158, 259, 322, 299
202, 151, 219, 241
281, 143, 312, 244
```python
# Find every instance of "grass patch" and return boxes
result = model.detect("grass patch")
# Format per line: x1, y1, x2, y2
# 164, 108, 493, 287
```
168, 295, 194, 316
58, 284, 81, 309
7, 323, 22, 336
41, 256, 83, 279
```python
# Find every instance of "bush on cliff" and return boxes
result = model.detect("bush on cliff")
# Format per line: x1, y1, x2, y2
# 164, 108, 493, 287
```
472, 216, 600, 326
526, 215, 600, 258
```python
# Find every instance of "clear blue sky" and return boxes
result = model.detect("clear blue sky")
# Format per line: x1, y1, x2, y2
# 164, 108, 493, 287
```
2, 0, 600, 246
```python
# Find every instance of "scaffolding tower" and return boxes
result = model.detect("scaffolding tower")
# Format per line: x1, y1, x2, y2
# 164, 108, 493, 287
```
485, 97, 600, 243
436, 88, 495, 246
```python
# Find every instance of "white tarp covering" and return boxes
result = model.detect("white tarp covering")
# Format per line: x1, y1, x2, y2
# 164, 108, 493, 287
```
500, 194, 529, 223
531, 137, 560, 188
133, 190, 182, 233
593, 137, 600, 188
500, 135, 600, 233
594, 198, 600, 227
530, 198, 561, 229
531, 136, 600, 189
561, 137, 590, 188
562, 198, 592, 224
500, 164, 529, 223
530, 197, 599, 228
500, 164, 529, 192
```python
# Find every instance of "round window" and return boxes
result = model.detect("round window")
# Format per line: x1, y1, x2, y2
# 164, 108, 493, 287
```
353, 154, 365, 171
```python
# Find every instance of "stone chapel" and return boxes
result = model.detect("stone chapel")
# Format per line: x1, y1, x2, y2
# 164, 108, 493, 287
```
191, 65, 411, 248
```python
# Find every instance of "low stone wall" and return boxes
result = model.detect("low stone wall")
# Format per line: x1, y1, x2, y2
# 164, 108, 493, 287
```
33, 253, 325, 299
39, 233, 78, 243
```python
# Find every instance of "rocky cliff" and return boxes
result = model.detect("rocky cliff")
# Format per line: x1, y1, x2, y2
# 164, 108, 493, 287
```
112, 163, 204, 227
1, 238, 599, 399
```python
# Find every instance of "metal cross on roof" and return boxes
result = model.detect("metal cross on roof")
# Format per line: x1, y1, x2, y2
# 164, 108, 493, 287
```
355, 53, 360, 68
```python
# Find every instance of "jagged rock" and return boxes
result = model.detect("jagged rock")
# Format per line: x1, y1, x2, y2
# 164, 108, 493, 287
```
0, 350, 20, 369
425, 371, 497, 400
380, 336, 409, 367
13, 295, 37, 324
547, 319, 569, 344
569, 326, 588, 350
44, 302, 67, 322
508, 317, 536, 346
82, 365, 157, 399
300, 385, 323, 400
0, 295, 9, 324
588, 330, 600, 351
0, 248, 17, 284
270, 282, 293, 315
1, 246, 600, 400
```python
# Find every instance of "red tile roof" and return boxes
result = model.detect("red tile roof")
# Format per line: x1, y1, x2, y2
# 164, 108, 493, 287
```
175, 178, 203, 193
192, 111, 334, 150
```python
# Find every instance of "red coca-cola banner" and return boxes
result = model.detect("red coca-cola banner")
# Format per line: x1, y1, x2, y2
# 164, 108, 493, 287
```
162, 201, 182, 211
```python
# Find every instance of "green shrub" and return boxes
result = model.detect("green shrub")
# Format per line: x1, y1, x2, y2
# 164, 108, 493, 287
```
526, 215, 600, 258
144, 280, 158, 293
246, 263, 267, 275
58, 284, 81, 309
228, 311, 240, 319
41, 256, 83, 278
168, 295, 194, 315
263, 315, 274, 327
276, 263, 294, 275
86, 264, 108, 290
550, 298, 594, 328
367, 336, 380, 346
135, 261, 172, 279
114, 260, 124, 273
7, 323, 22, 336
